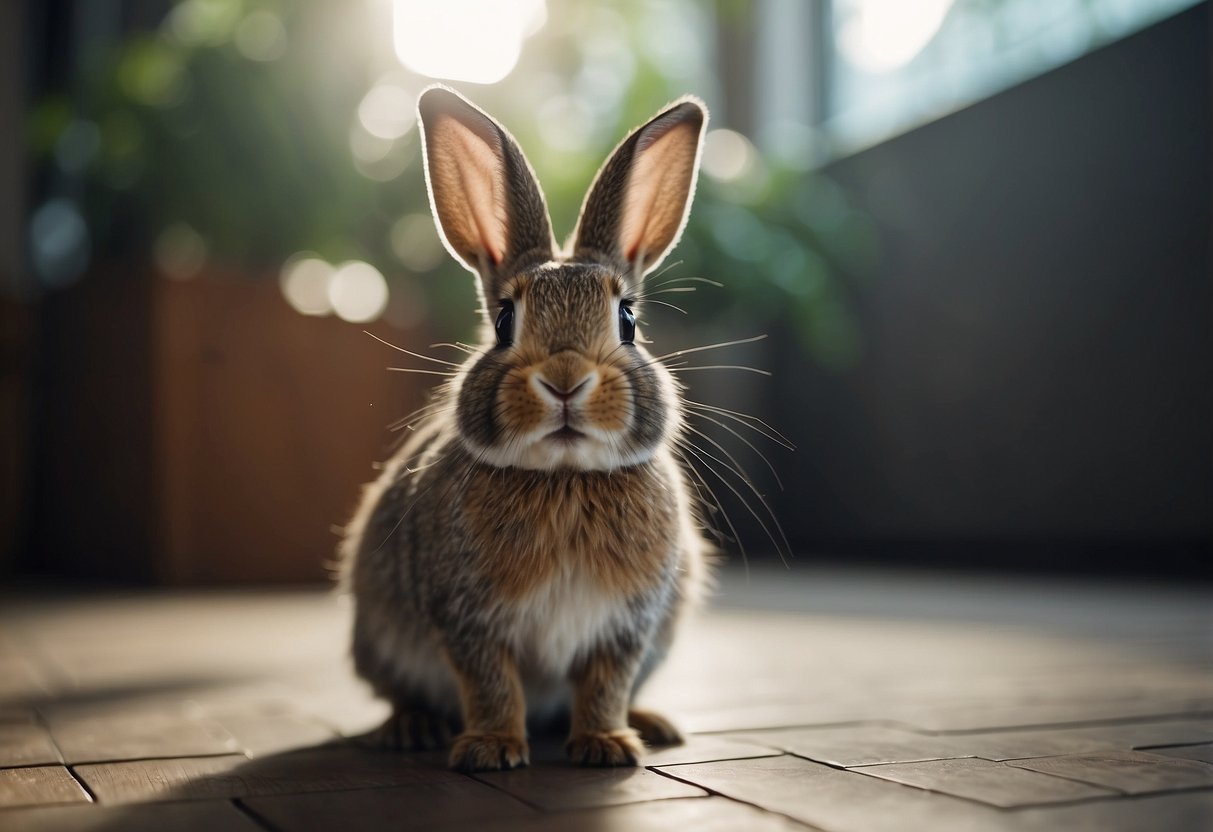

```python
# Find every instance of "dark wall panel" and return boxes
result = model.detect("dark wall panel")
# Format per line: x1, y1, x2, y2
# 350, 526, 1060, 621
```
774, 5, 1211, 565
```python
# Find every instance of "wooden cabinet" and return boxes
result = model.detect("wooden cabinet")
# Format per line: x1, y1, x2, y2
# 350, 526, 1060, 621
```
31, 268, 428, 584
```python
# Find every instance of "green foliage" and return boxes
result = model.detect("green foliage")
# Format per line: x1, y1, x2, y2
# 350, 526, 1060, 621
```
32, 0, 876, 368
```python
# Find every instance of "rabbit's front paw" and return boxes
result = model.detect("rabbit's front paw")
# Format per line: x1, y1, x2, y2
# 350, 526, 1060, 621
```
566, 729, 643, 767
449, 732, 529, 772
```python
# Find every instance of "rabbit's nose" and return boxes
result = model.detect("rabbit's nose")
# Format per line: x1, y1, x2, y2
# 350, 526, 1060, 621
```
533, 357, 597, 404
537, 378, 589, 402
534, 352, 598, 405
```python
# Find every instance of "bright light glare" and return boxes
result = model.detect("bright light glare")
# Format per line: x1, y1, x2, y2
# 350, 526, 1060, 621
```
393, 0, 546, 85
329, 261, 390, 323
701, 129, 756, 182
280, 257, 334, 316
838, 0, 954, 73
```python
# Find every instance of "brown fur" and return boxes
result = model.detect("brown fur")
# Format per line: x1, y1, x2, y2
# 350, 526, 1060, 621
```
342, 87, 711, 773
460, 462, 680, 600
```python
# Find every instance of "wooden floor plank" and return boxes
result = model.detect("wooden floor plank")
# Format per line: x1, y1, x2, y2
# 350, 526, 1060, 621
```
0, 766, 90, 808
851, 757, 1116, 807
45, 708, 240, 765
210, 713, 338, 758
74, 747, 461, 804
435, 796, 813, 832
1007, 750, 1213, 795
473, 764, 707, 811
243, 778, 535, 832
655, 755, 1006, 832
0, 799, 262, 832
0, 722, 62, 768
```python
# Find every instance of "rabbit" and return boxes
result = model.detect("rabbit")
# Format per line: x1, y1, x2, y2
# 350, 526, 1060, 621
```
341, 85, 713, 773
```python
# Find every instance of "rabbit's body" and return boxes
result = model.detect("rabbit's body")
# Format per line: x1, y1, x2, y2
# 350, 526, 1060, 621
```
343, 87, 711, 772
347, 430, 703, 723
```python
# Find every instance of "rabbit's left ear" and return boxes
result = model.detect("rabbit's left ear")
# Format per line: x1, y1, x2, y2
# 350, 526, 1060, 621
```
572, 97, 707, 277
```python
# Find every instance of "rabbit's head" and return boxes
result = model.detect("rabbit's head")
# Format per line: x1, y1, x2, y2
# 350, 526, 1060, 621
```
417, 86, 707, 472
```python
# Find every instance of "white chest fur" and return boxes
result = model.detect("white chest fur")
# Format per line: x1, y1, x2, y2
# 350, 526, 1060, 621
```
507, 567, 626, 679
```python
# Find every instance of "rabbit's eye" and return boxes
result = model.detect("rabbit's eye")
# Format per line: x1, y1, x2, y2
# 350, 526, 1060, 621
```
495, 301, 514, 348
618, 302, 636, 344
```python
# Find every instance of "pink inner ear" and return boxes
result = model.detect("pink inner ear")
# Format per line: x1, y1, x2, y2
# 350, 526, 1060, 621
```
430, 113, 509, 266
619, 121, 700, 266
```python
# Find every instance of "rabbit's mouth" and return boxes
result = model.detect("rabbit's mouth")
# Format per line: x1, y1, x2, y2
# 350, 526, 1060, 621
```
547, 425, 586, 443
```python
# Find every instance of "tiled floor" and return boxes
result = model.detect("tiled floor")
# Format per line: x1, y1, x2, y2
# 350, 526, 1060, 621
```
1, 566, 1210, 831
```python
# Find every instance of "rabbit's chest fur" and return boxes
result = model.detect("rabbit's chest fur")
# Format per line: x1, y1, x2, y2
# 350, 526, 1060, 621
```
507, 566, 629, 676
457, 454, 682, 602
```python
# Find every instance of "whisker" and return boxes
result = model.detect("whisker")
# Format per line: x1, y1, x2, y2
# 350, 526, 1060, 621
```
645, 274, 722, 291
387, 367, 459, 377
388, 404, 456, 433
672, 445, 744, 571
425, 341, 481, 355
687, 409, 784, 489
652, 334, 768, 363
685, 400, 795, 449
683, 424, 759, 489
638, 286, 698, 296
669, 365, 771, 376
364, 331, 462, 367
675, 444, 749, 576
639, 299, 687, 315
649, 259, 685, 281
678, 439, 791, 567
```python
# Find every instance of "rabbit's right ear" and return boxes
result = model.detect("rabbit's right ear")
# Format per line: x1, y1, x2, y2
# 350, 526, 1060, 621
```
417, 86, 556, 305
572, 98, 707, 279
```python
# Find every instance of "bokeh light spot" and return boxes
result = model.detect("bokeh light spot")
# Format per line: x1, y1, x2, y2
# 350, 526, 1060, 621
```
117, 39, 187, 107
329, 261, 390, 324
154, 223, 209, 280
701, 129, 756, 182
31, 198, 91, 288
166, 0, 243, 48
390, 214, 446, 272
358, 84, 417, 140
234, 10, 288, 62
280, 256, 334, 316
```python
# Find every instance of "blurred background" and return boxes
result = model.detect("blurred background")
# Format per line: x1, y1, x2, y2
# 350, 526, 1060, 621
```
0, 0, 1208, 585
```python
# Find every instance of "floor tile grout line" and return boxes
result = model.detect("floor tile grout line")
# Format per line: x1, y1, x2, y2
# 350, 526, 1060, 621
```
466, 769, 549, 813
642, 750, 785, 768
29, 706, 68, 768
54, 751, 253, 769
841, 763, 1146, 811
63, 762, 98, 805
232, 796, 288, 832
997, 761, 1140, 797
649, 762, 827, 831
855, 756, 1143, 800
0, 761, 70, 772
1137, 741, 1213, 751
